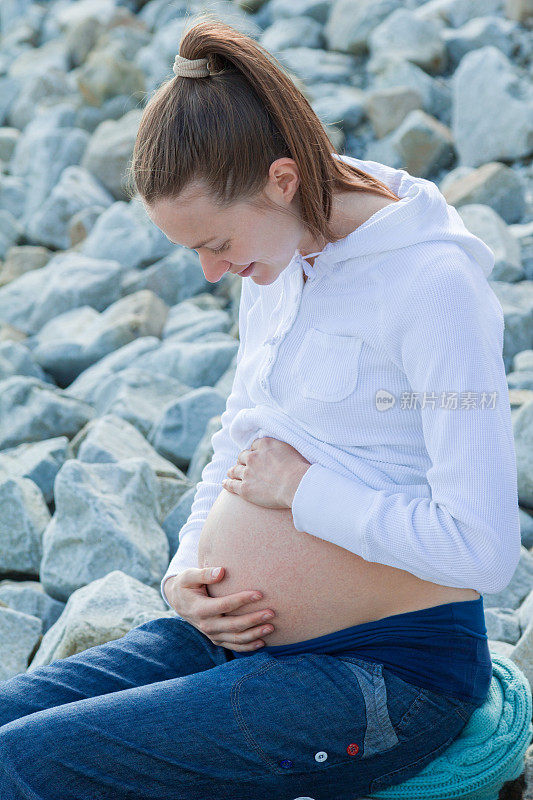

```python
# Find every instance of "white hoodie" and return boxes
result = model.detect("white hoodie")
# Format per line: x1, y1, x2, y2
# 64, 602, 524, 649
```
161, 154, 521, 606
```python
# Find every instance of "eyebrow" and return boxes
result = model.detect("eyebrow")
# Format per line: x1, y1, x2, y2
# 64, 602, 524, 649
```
170, 234, 219, 249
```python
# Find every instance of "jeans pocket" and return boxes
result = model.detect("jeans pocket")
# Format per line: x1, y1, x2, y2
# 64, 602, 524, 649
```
337, 657, 402, 759
231, 654, 386, 775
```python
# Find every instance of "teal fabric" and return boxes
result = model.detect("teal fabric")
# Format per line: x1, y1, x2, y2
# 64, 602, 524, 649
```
368, 652, 532, 800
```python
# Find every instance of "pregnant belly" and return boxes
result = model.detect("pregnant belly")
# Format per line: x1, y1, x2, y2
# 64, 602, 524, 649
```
197, 488, 480, 646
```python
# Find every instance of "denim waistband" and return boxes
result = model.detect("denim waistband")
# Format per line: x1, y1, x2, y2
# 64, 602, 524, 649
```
230, 597, 492, 705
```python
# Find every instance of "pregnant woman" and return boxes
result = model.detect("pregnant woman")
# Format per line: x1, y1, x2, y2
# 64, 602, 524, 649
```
0, 15, 521, 800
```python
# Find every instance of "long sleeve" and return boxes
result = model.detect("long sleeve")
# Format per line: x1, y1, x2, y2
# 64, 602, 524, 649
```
161, 279, 257, 607
291, 249, 521, 595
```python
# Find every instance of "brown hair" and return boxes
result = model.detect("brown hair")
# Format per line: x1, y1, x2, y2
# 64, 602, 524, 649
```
125, 13, 400, 248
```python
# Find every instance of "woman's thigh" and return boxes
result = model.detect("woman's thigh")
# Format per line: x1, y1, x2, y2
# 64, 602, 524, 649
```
0, 638, 475, 800
0, 615, 232, 729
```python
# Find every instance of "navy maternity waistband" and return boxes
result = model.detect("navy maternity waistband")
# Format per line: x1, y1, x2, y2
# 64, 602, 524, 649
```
230, 596, 491, 706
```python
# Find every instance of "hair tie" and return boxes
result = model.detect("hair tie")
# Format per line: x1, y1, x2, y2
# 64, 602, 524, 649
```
173, 54, 211, 78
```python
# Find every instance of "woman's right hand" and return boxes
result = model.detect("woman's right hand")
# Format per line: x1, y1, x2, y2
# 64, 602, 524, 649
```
163, 567, 276, 652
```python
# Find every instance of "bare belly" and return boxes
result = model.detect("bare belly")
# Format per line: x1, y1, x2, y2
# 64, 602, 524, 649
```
197, 488, 480, 646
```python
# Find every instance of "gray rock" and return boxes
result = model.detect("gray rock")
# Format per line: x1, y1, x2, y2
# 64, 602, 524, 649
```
6, 68, 76, 132
0, 376, 95, 450
0, 245, 51, 288
0, 340, 49, 382
0, 76, 20, 127
442, 15, 518, 71
161, 486, 196, 560
74, 48, 145, 108
483, 546, 533, 610
40, 458, 169, 603
0, 475, 51, 576
0, 208, 23, 259
70, 414, 183, 478
80, 108, 144, 200
213, 356, 239, 399
186, 413, 225, 485
513, 401, 533, 508
510, 220, 533, 281
442, 162, 527, 226
0, 126, 19, 162
275, 46, 360, 85
70, 413, 190, 522
0, 604, 43, 681
69, 204, 107, 246
135, 17, 191, 96
451, 46, 533, 167
312, 85, 366, 131
518, 588, 533, 637
368, 56, 451, 126
0, 174, 26, 221
31, 290, 169, 385
486, 638, 514, 658
128, 336, 239, 389
9, 37, 70, 80
27, 570, 177, 669
10, 120, 89, 227
514, 350, 533, 371
512, 592, 533, 689
27, 165, 114, 250
148, 387, 227, 468
490, 280, 533, 372
505, 0, 533, 25
64, 336, 161, 404
414, 0, 505, 29
388, 108, 454, 178
163, 302, 231, 341
457, 205, 523, 281
507, 370, 533, 391
364, 85, 423, 139
369, 8, 447, 74
0, 436, 68, 504
91, 369, 191, 438
324, 0, 402, 55
0, 580, 65, 636
260, 16, 325, 51
268, 0, 332, 23
121, 248, 210, 306
0, 251, 127, 336
138, 0, 189, 32
81, 198, 175, 271
484, 606, 521, 644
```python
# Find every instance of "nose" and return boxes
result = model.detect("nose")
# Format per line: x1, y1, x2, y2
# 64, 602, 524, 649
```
197, 253, 231, 283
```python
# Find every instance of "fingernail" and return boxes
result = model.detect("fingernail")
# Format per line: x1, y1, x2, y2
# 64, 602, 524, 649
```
211, 567, 221, 577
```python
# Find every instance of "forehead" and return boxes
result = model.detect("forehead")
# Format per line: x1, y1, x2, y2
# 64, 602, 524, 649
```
147, 183, 222, 224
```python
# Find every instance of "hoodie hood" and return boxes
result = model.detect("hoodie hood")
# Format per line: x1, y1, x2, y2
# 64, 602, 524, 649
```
303, 153, 495, 280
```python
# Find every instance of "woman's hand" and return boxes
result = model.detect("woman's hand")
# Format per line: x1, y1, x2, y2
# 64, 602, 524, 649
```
222, 437, 311, 509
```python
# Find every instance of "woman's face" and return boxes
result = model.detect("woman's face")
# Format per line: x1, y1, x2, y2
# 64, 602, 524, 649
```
144, 158, 321, 286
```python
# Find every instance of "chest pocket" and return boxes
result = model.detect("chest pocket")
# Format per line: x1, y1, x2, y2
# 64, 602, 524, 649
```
294, 327, 364, 402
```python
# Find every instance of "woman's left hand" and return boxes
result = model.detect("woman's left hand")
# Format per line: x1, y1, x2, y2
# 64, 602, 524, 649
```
223, 437, 312, 509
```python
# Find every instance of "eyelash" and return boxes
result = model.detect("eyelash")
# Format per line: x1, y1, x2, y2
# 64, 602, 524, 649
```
212, 242, 230, 254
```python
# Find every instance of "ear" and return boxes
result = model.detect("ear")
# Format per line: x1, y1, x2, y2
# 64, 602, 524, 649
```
268, 157, 300, 203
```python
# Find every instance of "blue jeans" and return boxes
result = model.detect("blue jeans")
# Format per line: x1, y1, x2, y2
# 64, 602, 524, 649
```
0, 615, 479, 800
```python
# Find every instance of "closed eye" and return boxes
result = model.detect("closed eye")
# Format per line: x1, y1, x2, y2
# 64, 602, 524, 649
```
212, 241, 230, 254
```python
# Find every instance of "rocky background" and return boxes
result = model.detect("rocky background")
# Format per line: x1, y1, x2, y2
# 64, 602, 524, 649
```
0, 0, 532, 794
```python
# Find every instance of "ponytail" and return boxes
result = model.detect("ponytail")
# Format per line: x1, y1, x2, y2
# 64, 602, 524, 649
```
126, 13, 400, 246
